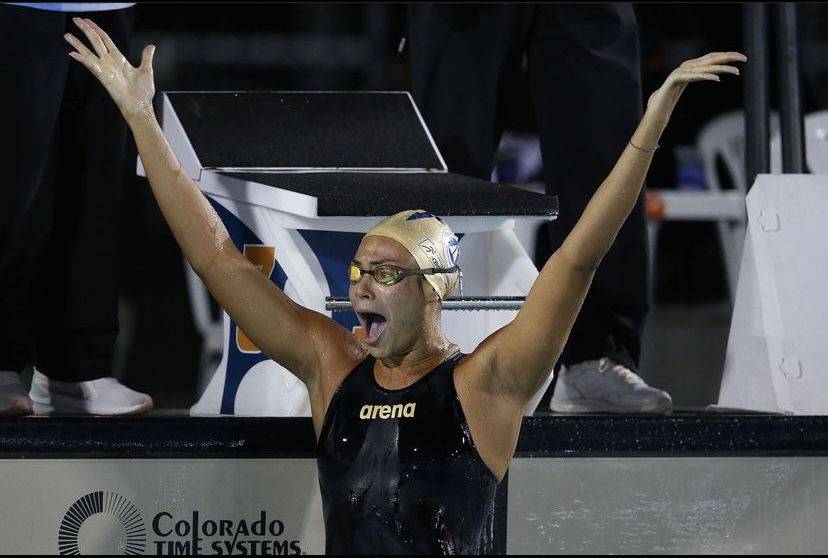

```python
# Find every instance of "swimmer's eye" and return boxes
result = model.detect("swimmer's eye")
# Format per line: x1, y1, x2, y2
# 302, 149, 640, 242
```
348, 264, 407, 286
373, 265, 404, 285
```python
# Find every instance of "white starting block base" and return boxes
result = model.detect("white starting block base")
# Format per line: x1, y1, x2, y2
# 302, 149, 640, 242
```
187, 176, 551, 417
718, 174, 828, 414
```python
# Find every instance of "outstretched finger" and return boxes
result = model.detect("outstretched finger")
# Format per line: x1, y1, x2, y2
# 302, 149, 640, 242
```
73, 17, 108, 57
64, 32, 95, 59
698, 52, 747, 65
84, 18, 121, 58
708, 52, 747, 65
690, 64, 740, 76
677, 72, 721, 83
68, 51, 102, 77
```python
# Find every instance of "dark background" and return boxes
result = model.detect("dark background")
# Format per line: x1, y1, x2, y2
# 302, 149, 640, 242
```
107, 3, 828, 409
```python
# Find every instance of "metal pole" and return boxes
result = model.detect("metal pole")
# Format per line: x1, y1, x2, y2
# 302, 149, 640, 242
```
743, 4, 770, 190
776, 3, 807, 173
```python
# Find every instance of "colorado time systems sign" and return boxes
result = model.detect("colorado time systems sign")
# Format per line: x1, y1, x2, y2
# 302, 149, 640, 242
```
58, 491, 303, 555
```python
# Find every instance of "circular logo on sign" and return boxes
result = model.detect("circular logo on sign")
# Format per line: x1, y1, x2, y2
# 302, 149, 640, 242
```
58, 491, 146, 555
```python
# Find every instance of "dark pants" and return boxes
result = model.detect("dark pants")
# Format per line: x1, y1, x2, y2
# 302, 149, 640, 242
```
408, 3, 648, 371
0, 5, 134, 380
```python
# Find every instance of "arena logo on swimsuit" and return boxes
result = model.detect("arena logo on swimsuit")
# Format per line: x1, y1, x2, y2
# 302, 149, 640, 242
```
359, 403, 416, 419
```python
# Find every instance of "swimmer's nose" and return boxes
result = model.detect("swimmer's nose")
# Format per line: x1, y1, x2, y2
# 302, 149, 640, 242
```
352, 272, 375, 300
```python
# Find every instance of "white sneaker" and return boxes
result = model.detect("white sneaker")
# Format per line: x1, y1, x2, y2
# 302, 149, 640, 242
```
550, 357, 672, 414
0, 371, 33, 416
28, 369, 153, 416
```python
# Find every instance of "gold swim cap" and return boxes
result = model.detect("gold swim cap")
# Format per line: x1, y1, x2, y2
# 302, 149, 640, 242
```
364, 210, 460, 300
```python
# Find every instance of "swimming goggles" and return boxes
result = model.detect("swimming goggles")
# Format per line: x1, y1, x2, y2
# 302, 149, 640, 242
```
349, 263, 459, 287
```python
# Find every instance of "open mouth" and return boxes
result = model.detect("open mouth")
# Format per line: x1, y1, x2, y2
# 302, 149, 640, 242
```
358, 312, 388, 345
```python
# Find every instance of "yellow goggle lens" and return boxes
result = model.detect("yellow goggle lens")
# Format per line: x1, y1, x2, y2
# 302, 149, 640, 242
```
374, 266, 401, 285
349, 264, 406, 286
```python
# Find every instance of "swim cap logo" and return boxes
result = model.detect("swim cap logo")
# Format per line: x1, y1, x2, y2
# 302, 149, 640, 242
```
418, 239, 441, 268
443, 230, 459, 266
406, 211, 435, 221
359, 403, 416, 419
58, 491, 146, 555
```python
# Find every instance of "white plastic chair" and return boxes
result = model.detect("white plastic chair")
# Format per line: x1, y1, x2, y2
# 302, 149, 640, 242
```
698, 112, 749, 301
770, 109, 828, 174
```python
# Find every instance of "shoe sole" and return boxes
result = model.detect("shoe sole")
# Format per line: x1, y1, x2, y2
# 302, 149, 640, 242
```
0, 397, 33, 416
551, 398, 673, 414
31, 394, 154, 416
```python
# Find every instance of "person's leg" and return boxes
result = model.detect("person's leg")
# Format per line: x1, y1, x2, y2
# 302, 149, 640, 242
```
0, 5, 68, 414
33, 8, 135, 382
528, 3, 648, 370
527, 4, 670, 413
407, 3, 531, 179
27, 8, 151, 415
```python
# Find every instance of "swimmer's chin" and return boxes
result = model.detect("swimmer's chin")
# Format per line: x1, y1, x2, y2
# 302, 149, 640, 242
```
357, 336, 392, 358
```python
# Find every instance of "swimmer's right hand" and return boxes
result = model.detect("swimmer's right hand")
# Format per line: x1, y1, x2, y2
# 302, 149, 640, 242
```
65, 17, 156, 122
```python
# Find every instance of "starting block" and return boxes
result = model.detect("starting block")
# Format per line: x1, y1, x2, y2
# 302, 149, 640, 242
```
139, 91, 558, 417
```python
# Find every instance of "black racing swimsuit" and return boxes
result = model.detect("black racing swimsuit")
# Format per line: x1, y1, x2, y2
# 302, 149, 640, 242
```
316, 352, 499, 555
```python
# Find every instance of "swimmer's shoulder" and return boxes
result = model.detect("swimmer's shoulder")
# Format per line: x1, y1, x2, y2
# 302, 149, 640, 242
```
300, 311, 366, 380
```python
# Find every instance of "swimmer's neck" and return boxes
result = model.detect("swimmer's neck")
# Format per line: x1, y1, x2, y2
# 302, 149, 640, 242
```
375, 331, 457, 381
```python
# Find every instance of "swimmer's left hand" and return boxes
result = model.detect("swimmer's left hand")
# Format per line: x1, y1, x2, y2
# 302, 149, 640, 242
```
646, 51, 747, 125
64, 17, 156, 122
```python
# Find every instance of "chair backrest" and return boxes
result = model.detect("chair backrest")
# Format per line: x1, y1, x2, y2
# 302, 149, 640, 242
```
805, 110, 828, 173
805, 110, 828, 174
697, 111, 747, 193
772, 110, 828, 174
697, 110, 780, 193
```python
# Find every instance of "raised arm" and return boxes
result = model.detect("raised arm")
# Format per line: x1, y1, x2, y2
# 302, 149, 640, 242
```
64, 18, 353, 387
476, 52, 746, 406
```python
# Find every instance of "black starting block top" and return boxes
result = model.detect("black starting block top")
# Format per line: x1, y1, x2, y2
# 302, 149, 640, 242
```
221, 171, 558, 217
163, 91, 558, 218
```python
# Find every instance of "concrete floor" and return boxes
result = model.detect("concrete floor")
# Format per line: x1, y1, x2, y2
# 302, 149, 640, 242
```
639, 301, 733, 408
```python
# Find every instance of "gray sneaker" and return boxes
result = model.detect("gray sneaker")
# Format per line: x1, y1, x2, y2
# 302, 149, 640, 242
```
0, 371, 33, 416
550, 357, 672, 414
29, 369, 153, 416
